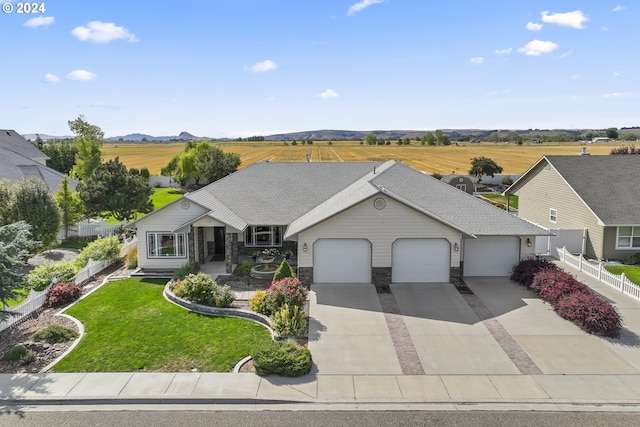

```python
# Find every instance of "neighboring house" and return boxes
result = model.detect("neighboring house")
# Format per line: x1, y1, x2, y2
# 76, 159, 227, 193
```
0, 129, 77, 191
131, 160, 546, 285
440, 175, 474, 195
505, 154, 640, 261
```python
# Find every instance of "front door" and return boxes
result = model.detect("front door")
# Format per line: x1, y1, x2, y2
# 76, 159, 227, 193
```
213, 227, 225, 260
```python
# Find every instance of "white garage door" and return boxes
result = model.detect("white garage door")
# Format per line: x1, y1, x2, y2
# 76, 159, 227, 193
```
313, 239, 371, 283
463, 236, 520, 276
392, 238, 450, 283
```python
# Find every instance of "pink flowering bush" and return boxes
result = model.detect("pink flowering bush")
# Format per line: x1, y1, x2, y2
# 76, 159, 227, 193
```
46, 282, 82, 307
263, 277, 307, 315
554, 292, 622, 338
530, 269, 589, 305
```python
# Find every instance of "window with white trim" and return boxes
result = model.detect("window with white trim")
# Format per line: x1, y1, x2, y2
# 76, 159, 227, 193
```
147, 232, 187, 258
455, 184, 467, 192
617, 226, 640, 249
244, 226, 282, 247
549, 208, 557, 223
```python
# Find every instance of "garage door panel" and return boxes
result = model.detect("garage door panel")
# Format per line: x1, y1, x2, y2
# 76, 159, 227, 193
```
392, 238, 450, 283
314, 239, 371, 283
464, 236, 519, 277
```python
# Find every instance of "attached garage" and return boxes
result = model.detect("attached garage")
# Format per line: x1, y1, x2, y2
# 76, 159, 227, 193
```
313, 239, 371, 283
463, 236, 520, 277
392, 238, 450, 283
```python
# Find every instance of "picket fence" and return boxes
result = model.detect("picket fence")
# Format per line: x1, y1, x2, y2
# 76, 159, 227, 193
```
60, 220, 127, 240
0, 237, 137, 333
555, 246, 640, 302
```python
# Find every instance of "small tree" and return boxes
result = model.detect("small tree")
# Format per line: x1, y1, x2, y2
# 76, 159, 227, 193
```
605, 128, 619, 140
469, 156, 503, 183
41, 139, 78, 175
77, 157, 153, 222
422, 132, 436, 146
12, 178, 61, 250
365, 134, 377, 145
55, 176, 84, 240
69, 115, 104, 181
435, 130, 451, 146
0, 222, 41, 319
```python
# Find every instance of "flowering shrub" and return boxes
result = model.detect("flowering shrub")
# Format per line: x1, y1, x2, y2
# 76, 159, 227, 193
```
530, 269, 589, 305
510, 258, 559, 289
270, 303, 307, 336
264, 277, 307, 315
46, 282, 82, 307
172, 273, 235, 307
554, 292, 622, 338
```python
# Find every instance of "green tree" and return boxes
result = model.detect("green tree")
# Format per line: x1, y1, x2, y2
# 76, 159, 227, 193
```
161, 141, 241, 187
0, 182, 13, 226
0, 221, 41, 319
69, 115, 104, 181
606, 128, 619, 139
12, 178, 61, 250
435, 130, 451, 145
41, 139, 78, 175
422, 133, 436, 146
469, 156, 503, 183
77, 157, 153, 222
54, 176, 84, 240
365, 134, 378, 145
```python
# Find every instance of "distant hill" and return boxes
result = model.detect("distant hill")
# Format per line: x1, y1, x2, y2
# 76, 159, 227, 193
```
23, 133, 73, 141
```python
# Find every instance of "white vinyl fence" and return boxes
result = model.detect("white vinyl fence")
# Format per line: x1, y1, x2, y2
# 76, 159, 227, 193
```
555, 246, 640, 302
60, 220, 127, 240
0, 236, 137, 333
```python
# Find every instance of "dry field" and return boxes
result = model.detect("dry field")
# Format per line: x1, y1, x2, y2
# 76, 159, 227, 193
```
103, 141, 623, 176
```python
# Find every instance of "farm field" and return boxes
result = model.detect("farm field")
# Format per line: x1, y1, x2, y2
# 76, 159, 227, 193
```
103, 141, 622, 176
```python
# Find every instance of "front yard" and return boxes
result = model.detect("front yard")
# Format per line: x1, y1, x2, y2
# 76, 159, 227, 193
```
605, 265, 640, 286
52, 278, 272, 372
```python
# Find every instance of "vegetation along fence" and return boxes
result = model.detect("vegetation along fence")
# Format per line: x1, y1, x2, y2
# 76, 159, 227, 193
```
0, 236, 138, 333
555, 246, 640, 302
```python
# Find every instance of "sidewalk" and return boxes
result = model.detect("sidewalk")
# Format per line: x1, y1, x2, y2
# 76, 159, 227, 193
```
3, 265, 640, 410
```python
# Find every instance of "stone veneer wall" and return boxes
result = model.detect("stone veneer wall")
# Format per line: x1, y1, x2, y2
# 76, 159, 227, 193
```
197, 227, 205, 264
450, 265, 462, 287
188, 229, 195, 264
297, 267, 313, 285
235, 240, 297, 260
372, 267, 392, 286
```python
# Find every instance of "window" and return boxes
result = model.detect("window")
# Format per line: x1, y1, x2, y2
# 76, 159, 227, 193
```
617, 226, 640, 249
455, 184, 467, 192
147, 232, 187, 258
244, 226, 282, 247
549, 208, 557, 223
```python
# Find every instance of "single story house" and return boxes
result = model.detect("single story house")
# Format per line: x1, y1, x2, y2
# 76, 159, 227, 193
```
131, 160, 546, 285
505, 154, 640, 261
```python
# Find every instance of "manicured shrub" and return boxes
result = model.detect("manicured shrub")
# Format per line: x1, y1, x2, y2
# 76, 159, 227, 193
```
4, 345, 27, 361
252, 340, 312, 377
270, 303, 307, 336
264, 277, 308, 315
510, 258, 559, 289
173, 262, 200, 280
31, 324, 79, 344
210, 283, 235, 308
172, 273, 215, 304
272, 259, 296, 282
125, 246, 138, 269
75, 235, 122, 268
530, 269, 589, 305
26, 261, 79, 291
249, 290, 269, 314
46, 282, 82, 307
622, 252, 640, 265
234, 261, 254, 276
21, 350, 36, 365
554, 292, 622, 338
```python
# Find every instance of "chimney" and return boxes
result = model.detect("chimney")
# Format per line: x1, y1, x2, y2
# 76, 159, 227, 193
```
578, 146, 590, 156
306, 153, 311, 162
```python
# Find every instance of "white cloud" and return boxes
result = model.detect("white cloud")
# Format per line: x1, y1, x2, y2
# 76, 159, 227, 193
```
247, 59, 277, 73
518, 39, 559, 56
71, 21, 138, 43
347, 0, 383, 16
24, 16, 54, 28
526, 22, 543, 31
603, 92, 630, 98
67, 70, 97, 81
495, 48, 512, 55
470, 57, 484, 65
317, 88, 339, 99
541, 10, 589, 29
613, 5, 626, 12
43, 73, 60, 83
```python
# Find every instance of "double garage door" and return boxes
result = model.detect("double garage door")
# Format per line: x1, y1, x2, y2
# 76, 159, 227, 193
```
313, 238, 450, 283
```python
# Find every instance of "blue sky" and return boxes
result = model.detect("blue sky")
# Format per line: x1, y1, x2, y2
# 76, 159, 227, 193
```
1, 0, 637, 138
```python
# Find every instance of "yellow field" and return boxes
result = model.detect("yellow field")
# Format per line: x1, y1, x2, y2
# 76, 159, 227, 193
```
102, 141, 621, 175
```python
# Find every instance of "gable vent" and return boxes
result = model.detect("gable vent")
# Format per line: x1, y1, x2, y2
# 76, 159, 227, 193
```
373, 198, 386, 210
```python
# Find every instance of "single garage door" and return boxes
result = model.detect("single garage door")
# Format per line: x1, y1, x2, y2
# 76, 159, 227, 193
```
463, 236, 520, 276
392, 238, 450, 283
313, 239, 371, 283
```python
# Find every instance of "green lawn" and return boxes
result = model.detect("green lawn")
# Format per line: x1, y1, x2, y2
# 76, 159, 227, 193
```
0, 287, 30, 309
482, 194, 519, 209
53, 278, 271, 372
58, 240, 90, 251
104, 188, 185, 223
605, 265, 640, 286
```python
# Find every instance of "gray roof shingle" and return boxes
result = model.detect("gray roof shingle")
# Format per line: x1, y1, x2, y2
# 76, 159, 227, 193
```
0, 130, 49, 161
0, 147, 77, 191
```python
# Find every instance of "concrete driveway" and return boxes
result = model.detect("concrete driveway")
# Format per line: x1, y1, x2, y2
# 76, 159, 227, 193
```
309, 278, 640, 377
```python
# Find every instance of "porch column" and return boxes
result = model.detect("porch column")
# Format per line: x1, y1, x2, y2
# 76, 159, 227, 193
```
231, 233, 239, 264
188, 228, 195, 264
197, 227, 205, 264
225, 233, 233, 273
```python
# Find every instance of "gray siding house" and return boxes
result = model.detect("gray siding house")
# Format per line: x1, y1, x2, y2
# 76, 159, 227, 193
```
505, 154, 640, 261
131, 160, 546, 285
